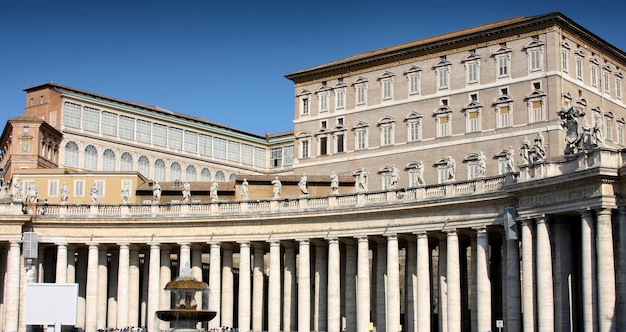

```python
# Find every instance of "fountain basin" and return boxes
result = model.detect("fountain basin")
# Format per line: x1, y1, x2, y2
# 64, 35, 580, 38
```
155, 310, 216, 322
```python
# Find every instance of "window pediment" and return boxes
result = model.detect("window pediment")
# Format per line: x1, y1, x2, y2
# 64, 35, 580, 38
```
590, 57, 600, 65
575, 49, 586, 57
405, 161, 424, 170
577, 98, 588, 108
492, 95, 513, 105
333, 125, 347, 132
378, 71, 395, 80
434, 156, 453, 167
352, 120, 370, 130
523, 39, 545, 50
315, 85, 331, 93
315, 128, 330, 136
605, 110, 615, 119
463, 152, 482, 162
333, 80, 347, 88
603, 63, 612, 72
296, 131, 312, 139
563, 91, 573, 101
297, 89, 311, 97
462, 101, 482, 111
617, 117, 625, 124
352, 76, 369, 85
404, 65, 422, 74
404, 111, 423, 122
561, 41, 571, 50
525, 89, 546, 101
432, 58, 451, 69
492, 45, 511, 57
377, 115, 395, 126
462, 52, 481, 62
433, 105, 452, 115
377, 165, 396, 174
494, 149, 510, 158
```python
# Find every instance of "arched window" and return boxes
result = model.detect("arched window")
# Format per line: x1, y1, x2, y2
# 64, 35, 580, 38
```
138, 155, 150, 178
154, 159, 166, 182
84, 145, 98, 170
185, 165, 197, 182
120, 152, 133, 171
64, 141, 79, 167
229, 173, 237, 182
215, 170, 225, 182
170, 162, 181, 181
102, 148, 116, 171
200, 168, 211, 182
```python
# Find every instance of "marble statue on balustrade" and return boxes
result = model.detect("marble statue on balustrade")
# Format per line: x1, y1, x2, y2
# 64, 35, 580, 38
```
182, 182, 191, 203
90, 182, 99, 205
354, 168, 369, 192
529, 132, 547, 163
414, 162, 425, 185
153, 182, 162, 204
593, 111, 604, 147
60, 182, 69, 204
13, 177, 22, 201
579, 122, 593, 151
520, 137, 531, 165
389, 166, 399, 189
505, 146, 515, 172
121, 183, 130, 204
298, 174, 308, 195
558, 105, 585, 154
477, 151, 487, 177
271, 176, 282, 199
26, 183, 38, 204
241, 179, 249, 200
330, 171, 339, 195
446, 157, 456, 180
210, 182, 219, 201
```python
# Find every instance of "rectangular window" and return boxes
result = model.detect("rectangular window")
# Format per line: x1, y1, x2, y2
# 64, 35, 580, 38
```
468, 62, 478, 83
381, 126, 393, 146
438, 117, 450, 137
499, 107, 511, 127
94, 180, 105, 198
356, 85, 366, 105
241, 144, 253, 165
576, 57, 583, 79
214, 138, 226, 159
74, 180, 84, 197
48, 180, 59, 197
530, 49, 541, 71
437, 168, 448, 184
63, 102, 82, 128
617, 79, 623, 99
498, 57, 509, 77
119, 115, 135, 140
356, 131, 367, 150
591, 65, 598, 87
467, 164, 478, 180
468, 112, 479, 132
382, 80, 392, 99
254, 146, 265, 167
606, 120, 612, 140
604, 72, 610, 93
408, 121, 420, 141
619, 124, 624, 145
199, 134, 212, 156
152, 123, 167, 147
228, 141, 240, 162
283, 145, 294, 165
336, 89, 345, 109
101, 111, 117, 136
438, 68, 448, 89
319, 93, 328, 112
320, 137, 328, 155
136, 119, 151, 143
83, 107, 100, 132
168, 127, 183, 150
336, 134, 345, 153
301, 140, 309, 158
562, 50, 569, 72
301, 98, 309, 115
270, 147, 282, 167
532, 101, 542, 122
409, 74, 420, 94
184, 131, 198, 153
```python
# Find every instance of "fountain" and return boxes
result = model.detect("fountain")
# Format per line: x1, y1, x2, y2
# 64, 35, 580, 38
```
156, 269, 216, 332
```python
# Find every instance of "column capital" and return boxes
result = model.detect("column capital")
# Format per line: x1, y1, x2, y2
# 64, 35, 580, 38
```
326, 237, 339, 244
208, 241, 221, 247
386, 233, 398, 240
445, 229, 458, 236
147, 242, 160, 248
87, 242, 99, 248
268, 240, 280, 247
595, 207, 613, 217
178, 242, 191, 248
473, 226, 487, 234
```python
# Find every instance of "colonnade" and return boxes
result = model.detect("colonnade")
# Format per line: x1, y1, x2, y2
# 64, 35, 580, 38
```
1, 208, 624, 332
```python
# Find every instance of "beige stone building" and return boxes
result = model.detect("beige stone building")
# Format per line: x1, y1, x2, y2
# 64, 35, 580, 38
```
1, 12, 625, 332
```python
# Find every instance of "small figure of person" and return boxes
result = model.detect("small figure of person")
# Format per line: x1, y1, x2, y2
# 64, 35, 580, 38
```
182, 182, 191, 202
271, 176, 281, 199
298, 174, 308, 195
330, 171, 339, 195
153, 182, 162, 203
593, 111, 604, 146
90, 182, 99, 205
210, 182, 219, 201
13, 177, 22, 200
60, 182, 69, 204
241, 178, 249, 200
121, 183, 130, 204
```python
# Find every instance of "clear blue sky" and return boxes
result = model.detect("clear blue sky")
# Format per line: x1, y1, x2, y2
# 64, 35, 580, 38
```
1, 0, 625, 136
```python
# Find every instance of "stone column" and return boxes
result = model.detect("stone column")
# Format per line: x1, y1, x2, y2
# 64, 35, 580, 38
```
208, 242, 221, 329
375, 242, 387, 332
97, 248, 108, 331
314, 242, 328, 332
179, 243, 191, 273
108, 250, 118, 328
159, 249, 171, 331
268, 241, 281, 332
192, 247, 204, 315
117, 243, 130, 329
618, 206, 626, 331
405, 239, 417, 332
470, 235, 477, 332
238, 242, 251, 332
85, 243, 99, 332
76, 249, 87, 329
438, 238, 448, 332
416, 233, 431, 332
56, 242, 68, 283
283, 246, 297, 332
327, 238, 341, 332
147, 243, 161, 332
298, 239, 311, 332
357, 236, 371, 332
475, 228, 492, 332
580, 210, 597, 332
222, 248, 234, 328
506, 236, 521, 332
345, 241, 357, 332
4, 241, 21, 332
129, 247, 140, 327
596, 208, 616, 331
446, 230, 461, 332
535, 216, 554, 332
252, 246, 265, 332
520, 220, 535, 332
387, 234, 401, 332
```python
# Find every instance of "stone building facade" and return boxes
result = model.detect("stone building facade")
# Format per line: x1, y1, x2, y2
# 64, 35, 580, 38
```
1, 12, 625, 332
